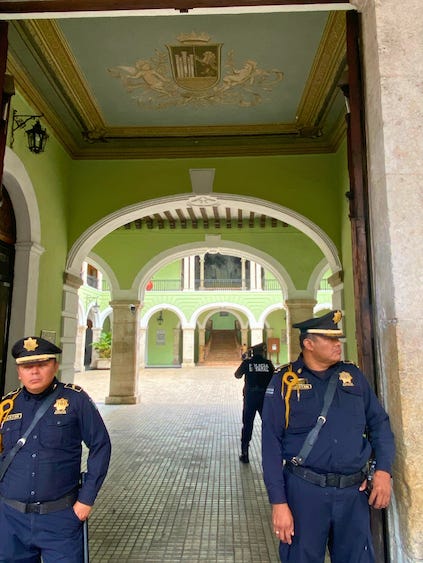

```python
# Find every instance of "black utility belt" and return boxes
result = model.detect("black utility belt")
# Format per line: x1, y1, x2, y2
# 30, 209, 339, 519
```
285, 461, 366, 489
1, 490, 78, 515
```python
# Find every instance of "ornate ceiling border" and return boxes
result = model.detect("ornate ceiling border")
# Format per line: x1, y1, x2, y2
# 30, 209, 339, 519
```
8, 12, 347, 158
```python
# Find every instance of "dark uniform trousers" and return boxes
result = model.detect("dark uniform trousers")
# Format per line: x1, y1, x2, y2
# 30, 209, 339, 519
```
279, 469, 375, 563
0, 502, 83, 563
241, 387, 266, 453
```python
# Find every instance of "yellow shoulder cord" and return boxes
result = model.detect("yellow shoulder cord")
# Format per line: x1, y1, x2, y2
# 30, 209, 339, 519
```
0, 389, 21, 452
281, 365, 299, 429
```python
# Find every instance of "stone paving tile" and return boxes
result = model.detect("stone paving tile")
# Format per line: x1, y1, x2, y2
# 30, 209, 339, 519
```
75, 367, 279, 562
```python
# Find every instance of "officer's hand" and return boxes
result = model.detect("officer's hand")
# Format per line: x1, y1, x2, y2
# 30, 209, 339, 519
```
272, 503, 294, 544
366, 470, 392, 509
73, 501, 93, 521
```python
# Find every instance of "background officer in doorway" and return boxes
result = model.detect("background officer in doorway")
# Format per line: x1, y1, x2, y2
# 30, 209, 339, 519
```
235, 342, 275, 463
0, 336, 112, 563
262, 311, 395, 563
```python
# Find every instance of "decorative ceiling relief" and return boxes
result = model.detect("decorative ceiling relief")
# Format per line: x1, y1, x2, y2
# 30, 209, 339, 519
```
108, 32, 284, 109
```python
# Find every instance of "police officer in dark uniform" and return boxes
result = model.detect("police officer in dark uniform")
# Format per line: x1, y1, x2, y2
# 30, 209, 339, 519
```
235, 342, 275, 463
0, 337, 111, 562
262, 311, 395, 563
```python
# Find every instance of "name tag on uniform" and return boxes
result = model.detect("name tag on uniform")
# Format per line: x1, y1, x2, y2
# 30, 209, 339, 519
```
293, 378, 312, 391
5, 413, 22, 422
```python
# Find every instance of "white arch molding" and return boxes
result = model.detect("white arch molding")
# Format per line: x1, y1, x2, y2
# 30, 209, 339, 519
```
66, 193, 342, 277
2, 148, 44, 391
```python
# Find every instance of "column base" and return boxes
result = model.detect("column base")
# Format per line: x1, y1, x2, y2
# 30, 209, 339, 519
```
181, 362, 195, 368
105, 394, 140, 405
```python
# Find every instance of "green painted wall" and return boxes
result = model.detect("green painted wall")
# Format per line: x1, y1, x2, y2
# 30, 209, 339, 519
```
8, 94, 72, 343
68, 153, 342, 251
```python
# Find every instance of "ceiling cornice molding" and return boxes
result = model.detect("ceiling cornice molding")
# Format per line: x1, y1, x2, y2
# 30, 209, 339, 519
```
69, 137, 338, 159
7, 52, 79, 154
296, 10, 346, 126
23, 20, 105, 130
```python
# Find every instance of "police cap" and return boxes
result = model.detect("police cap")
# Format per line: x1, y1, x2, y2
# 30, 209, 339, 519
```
292, 310, 344, 338
252, 342, 266, 354
12, 336, 62, 365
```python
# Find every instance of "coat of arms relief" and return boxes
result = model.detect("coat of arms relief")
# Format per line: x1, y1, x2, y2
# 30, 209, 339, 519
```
108, 32, 283, 109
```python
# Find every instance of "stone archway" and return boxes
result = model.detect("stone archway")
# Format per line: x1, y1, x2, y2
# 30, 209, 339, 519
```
2, 148, 43, 391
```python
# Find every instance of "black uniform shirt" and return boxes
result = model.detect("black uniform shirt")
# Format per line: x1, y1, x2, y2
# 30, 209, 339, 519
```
0, 378, 111, 505
235, 353, 275, 391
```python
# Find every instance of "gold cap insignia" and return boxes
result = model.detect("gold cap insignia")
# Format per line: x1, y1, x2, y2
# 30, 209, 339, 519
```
333, 311, 342, 324
339, 371, 354, 386
54, 398, 69, 415
23, 337, 38, 352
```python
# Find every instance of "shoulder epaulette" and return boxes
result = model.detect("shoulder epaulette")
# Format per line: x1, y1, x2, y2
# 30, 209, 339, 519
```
342, 360, 359, 368
64, 383, 83, 393
1, 386, 21, 400
276, 363, 289, 374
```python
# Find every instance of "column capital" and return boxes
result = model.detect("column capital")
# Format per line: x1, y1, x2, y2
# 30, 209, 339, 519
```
328, 270, 344, 288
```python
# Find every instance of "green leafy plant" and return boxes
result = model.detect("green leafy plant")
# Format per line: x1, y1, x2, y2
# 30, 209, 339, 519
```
91, 331, 112, 359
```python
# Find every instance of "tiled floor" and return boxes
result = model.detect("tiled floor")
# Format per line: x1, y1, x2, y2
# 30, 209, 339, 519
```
75, 367, 280, 563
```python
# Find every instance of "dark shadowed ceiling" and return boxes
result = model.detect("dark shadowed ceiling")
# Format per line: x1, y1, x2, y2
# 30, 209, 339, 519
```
4, 5, 348, 158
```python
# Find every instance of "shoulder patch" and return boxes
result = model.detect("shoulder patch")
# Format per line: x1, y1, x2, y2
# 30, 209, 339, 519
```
64, 383, 83, 393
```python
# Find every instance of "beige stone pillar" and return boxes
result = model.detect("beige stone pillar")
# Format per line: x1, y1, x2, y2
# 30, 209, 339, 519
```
250, 327, 263, 347
106, 300, 141, 404
285, 299, 316, 362
61, 272, 82, 382
241, 328, 249, 348
138, 327, 147, 368
199, 254, 205, 290
352, 2, 423, 559
173, 328, 181, 365
74, 324, 86, 372
198, 328, 206, 362
181, 327, 195, 367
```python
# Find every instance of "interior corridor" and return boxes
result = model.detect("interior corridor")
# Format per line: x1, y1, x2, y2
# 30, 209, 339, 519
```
75, 366, 279, 562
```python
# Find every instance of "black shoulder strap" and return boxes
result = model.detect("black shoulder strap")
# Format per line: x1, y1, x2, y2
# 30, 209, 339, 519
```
290, 371, 339, 466
0, 386, 61, 481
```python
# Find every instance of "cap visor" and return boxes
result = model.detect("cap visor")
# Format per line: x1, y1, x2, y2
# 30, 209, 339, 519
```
16, 354, 57, 365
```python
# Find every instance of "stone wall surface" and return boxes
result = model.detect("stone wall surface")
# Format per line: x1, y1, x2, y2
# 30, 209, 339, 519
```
358, 0, 423, 560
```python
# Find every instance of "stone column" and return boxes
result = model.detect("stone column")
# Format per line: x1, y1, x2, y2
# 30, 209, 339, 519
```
74, 324, 86, 372
173, 328, 181, 365
138, 327, 147, 368
106, 300, 141, 404
241, 258, 246, 290
181, 327, 195, 367
198, 328, 206, 362
60, 272, 82, 382
183, 257, 189, 290
256, 263, 262, 290
189, 255, 195, 290
250, 327, 263, 347
352, 1, 423, 559
199, 254, 205, 290
285, 299, 316, 361
250, 260, 256, 289
90, 327, 102, 368
241, 328, 249, 349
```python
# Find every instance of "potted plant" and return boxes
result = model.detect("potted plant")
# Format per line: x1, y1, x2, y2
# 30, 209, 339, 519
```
91, 331, 112, 369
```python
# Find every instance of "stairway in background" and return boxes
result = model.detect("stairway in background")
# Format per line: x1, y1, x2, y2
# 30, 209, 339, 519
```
202, 329, 240, 365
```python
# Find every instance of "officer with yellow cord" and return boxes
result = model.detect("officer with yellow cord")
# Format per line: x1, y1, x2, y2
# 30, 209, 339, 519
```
261, 311, 395, 563
0, 337, 111, 562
